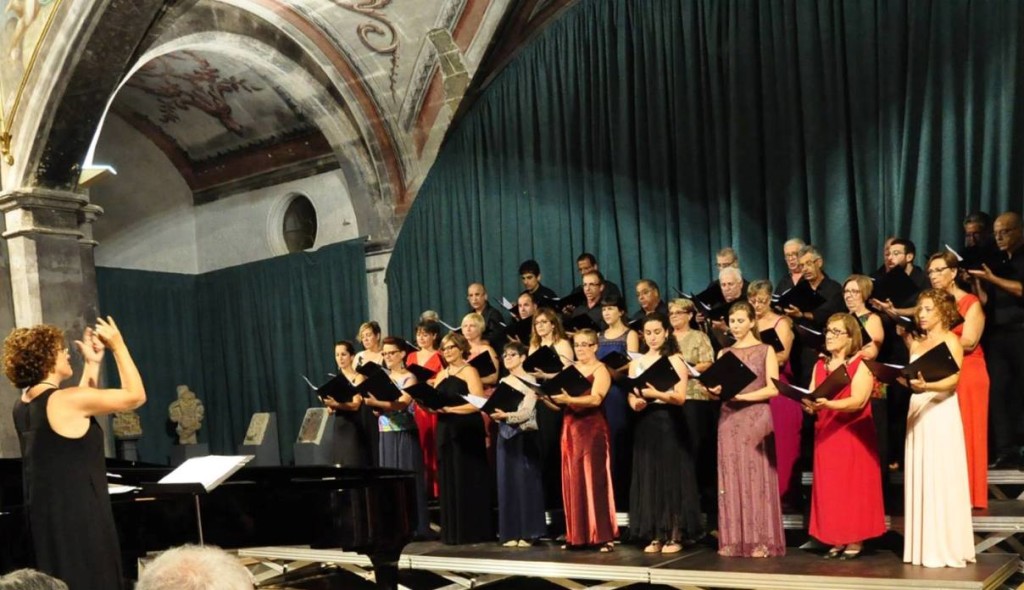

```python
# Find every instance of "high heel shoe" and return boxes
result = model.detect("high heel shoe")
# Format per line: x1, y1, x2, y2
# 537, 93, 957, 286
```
824, 546, 845, 559
839, 547, 862, 560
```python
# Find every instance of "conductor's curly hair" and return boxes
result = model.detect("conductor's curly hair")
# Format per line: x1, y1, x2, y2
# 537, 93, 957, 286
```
2, 325, 64, 388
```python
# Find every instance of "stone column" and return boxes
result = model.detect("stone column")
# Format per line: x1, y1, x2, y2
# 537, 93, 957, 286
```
0, 187, 103, 457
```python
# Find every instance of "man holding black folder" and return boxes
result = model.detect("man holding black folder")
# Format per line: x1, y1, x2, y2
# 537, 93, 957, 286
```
785, 245, 845, 386
969, 212, 1024, 468
569, 270, 609, 331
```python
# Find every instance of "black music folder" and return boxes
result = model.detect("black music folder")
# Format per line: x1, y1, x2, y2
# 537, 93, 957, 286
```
394, 338, 419, 354
549, 290, 587, 310
523, 345, 564, 374
564, 312, 601, 333
599, 350, 632, 371
772, 366, 850, 402
480, 382, 526, 414
539, 365, 592, 397
626, 316, 646, 333
355, 370, 403, 402
468, 353, 497, 378
759, 328, 785, 353
505, 317, 534, 343
696, 351, 758, 401
773, 281, 825, 312
795, 324, 825, 352
356, 361, 386, 377
689, 285, 726, 311
866, 342, 960, 386
404, 381, 466, 410
894, 314, 925, 337
314, 373, 358, 404
618, 355, 682, 393
871, 268, 920, 307
406, 363, 437, 384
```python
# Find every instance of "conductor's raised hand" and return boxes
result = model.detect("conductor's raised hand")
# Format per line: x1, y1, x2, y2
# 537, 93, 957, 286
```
94, 316, 125, 352
75, 326, 105, 364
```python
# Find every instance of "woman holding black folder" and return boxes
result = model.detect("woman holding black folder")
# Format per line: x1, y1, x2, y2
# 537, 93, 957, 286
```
433, 332, 495, 544
529, 307, 573, 513
901, 290, 973, 568
490, 341, 547, 547
362, 337, 430, 538
709, 301, 785, 557
926, 252, 989, 509
543, 329, 617, 552
324, 340, 370, 467
626, 313, 701, 553
802, 313, 884, 560
462, 313, 500, 387
598, 296, 639, 509
408, 319, 443, 498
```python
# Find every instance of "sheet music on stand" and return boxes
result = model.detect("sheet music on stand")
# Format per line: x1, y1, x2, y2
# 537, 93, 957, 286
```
146, 455, 254, 545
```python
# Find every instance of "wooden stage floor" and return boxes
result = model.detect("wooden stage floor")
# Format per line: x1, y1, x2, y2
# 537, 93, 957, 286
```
243, 541, 1018, 590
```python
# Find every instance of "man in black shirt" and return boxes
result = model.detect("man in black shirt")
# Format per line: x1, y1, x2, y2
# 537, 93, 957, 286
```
568, 253, 621, 302
969, 212, 1024, 467
784, 245, 845, 386
467, 282, 506, 351
776, 238, 806, 293
630, 279, 668, 322
518, 259, 559, 304
570, 270, 608, 330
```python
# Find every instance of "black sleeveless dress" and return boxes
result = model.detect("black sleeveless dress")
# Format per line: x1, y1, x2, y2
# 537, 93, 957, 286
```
12, 389, 123, 589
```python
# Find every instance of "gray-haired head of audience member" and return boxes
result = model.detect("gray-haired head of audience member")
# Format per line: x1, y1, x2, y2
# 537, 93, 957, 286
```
0, 569, 68, 590
136, 545, 253, 590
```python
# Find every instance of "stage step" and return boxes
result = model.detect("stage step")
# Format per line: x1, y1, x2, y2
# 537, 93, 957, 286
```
801, 468, 1024, 487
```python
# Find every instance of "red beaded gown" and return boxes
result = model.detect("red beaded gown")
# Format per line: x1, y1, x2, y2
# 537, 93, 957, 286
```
953, 294, 989, 509
562, 375, 618, 546
808, 357, 886, 545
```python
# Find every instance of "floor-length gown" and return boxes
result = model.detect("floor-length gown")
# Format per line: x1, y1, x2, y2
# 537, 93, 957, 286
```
408, 350, 443, 497
766, 316, 801, 507
331, 407, 370, 467
436, 377, 494, 544
717, 343, 786, 557
953, 294, 989, 509
597, 330, 632, 510
562, 375, 618, 546
903, 353, 975, 568
627, 359, 701, 543
808, 357, 885, 545
496, 378, 546, 542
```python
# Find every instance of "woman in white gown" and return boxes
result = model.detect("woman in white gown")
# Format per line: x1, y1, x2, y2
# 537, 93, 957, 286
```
902, 289, 974, 568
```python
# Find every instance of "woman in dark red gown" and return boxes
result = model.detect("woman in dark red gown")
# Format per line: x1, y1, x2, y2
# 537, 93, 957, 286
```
407, 319, 444, 497
804, 313, 885, 559
544, 328, 618, 551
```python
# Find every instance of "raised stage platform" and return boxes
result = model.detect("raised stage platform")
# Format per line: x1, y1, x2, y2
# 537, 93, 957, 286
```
240, 542, 1018, 590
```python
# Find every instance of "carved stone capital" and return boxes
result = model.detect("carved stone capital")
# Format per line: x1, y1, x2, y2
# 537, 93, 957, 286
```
0, 187, 104, 242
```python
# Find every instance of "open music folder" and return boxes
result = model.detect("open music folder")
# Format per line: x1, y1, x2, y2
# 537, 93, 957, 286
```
156, 455, 253, 493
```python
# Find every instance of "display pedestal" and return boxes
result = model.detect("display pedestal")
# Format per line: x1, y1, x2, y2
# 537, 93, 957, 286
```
238, 412, 281, 466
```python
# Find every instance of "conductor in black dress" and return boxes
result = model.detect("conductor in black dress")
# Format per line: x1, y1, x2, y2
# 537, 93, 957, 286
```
4, 317, 145, 590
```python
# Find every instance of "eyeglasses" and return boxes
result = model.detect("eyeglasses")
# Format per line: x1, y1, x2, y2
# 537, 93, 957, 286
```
825, 328, 847, 337
502, 352, 520, 358
748, 298, 770, 305
573, 342, 597, 348
440, 345, 459, 352
926, 266, 950, 275
583, 282, 601, 288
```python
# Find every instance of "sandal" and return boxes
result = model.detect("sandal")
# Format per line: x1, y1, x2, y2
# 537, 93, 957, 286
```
517, 539, 533, 548
599, 542, 615, 553
661, 541, 683, 554
502, 539, 519, 548
840, 544, 862, 560
825, 545, 845, 559
643, 541, 663, 553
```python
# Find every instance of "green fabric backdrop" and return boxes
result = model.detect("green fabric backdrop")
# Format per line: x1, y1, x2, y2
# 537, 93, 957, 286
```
387, 0, 1024, 331
97, 239, 368, 464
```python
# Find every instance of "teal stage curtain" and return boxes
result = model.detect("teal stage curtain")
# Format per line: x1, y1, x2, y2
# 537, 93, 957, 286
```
387, 0, 1024, 331
97, 239, 368, 464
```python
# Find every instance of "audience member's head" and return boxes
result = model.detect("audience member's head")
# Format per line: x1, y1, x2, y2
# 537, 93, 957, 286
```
0, 569, 68, 590
136, 545, 254, 590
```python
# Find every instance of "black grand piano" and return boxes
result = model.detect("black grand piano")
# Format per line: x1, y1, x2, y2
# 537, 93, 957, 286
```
0, 459, 417, 588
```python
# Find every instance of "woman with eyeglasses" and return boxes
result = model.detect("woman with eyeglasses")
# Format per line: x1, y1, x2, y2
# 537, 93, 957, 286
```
362, 337, 431, 538
598, 296, 639, 509
747, 281, 800, 509
324, 340, 370, 468
542, 329, 617, 552
668, 298, 718, 523
707, 301, 785, 557
627, 313, 701, 554
490, 341, 546, 547
902, 289, 972, 568
408, 319, 443, 498
433, 333, 494, 544
802, 314, 884, 560
529, 308, 574, 513
926, 252, 989, 509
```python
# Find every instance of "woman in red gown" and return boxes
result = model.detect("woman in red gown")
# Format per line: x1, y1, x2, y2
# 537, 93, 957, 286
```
544, 328, 618, 551
407, 319, 444, 497
926, 252, 989, 508
804, 313, 885, 559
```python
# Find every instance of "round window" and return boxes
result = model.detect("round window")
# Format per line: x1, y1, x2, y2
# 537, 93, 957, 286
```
282, 194, 317, 252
